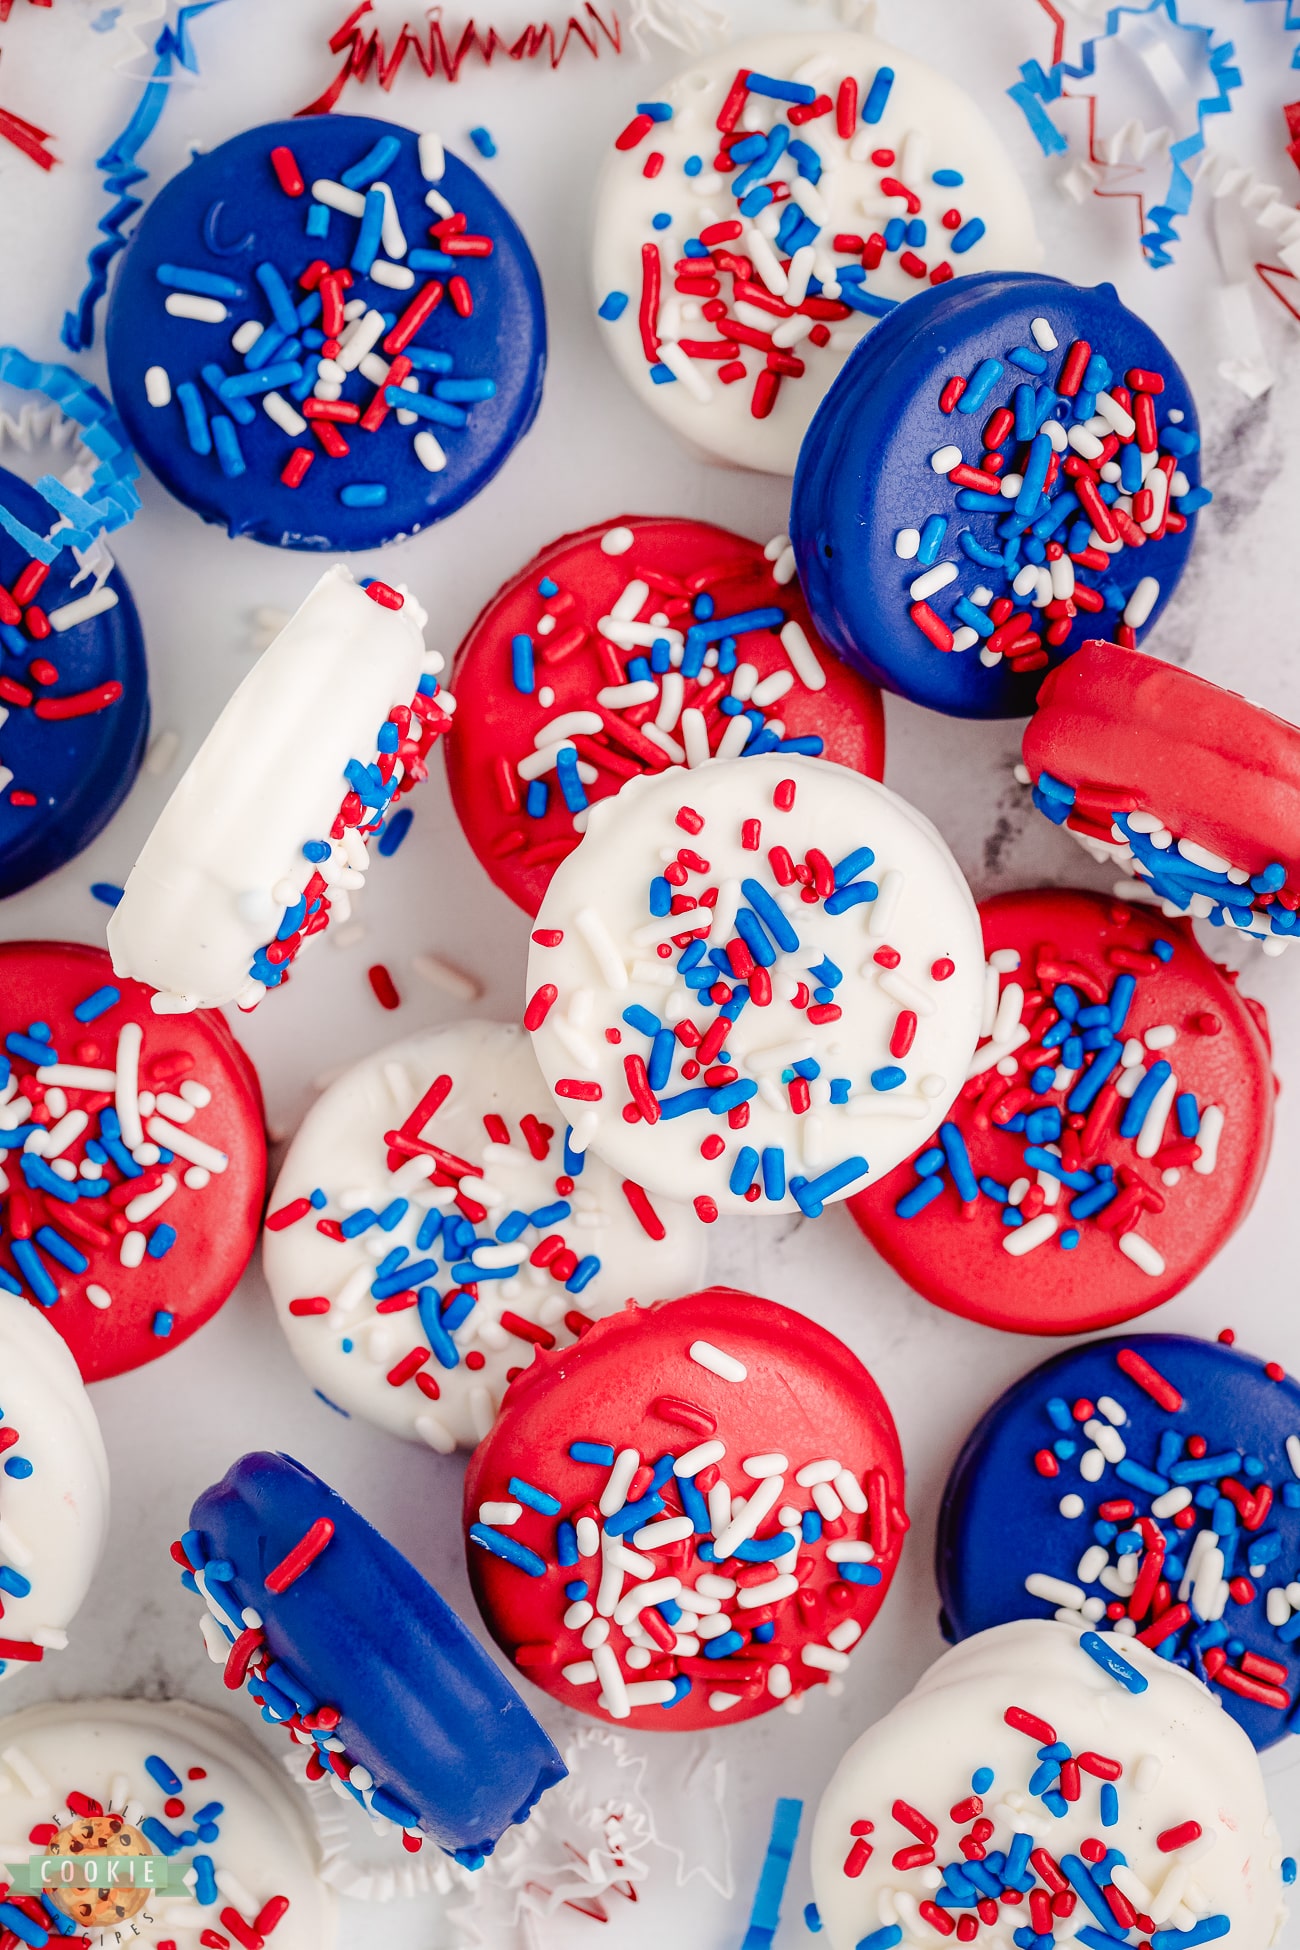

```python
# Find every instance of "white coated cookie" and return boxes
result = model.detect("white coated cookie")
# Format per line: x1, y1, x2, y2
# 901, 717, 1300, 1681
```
108, 565, 449, 1013
0, 1694, 336, 1948
263, 1020, 706, 1449
0, 1295, 109, 1682
591, 30, 1040, 474
525, 753, 983, 1218
811, 1620, 1290, 1950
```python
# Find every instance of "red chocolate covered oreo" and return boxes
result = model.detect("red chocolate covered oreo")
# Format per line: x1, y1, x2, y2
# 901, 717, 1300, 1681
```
447, 516, 886, 914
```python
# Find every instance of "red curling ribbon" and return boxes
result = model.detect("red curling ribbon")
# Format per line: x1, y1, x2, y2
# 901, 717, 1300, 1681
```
298, 0, 623, 115
0, 49, 57, 172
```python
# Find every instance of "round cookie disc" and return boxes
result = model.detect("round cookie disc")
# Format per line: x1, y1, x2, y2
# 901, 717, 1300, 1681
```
792, 273, 1205, 717
263, 1019, 706, 1449
462, 1287, 907, 1733
0, 1295, 109, 1681
0, 940, 267, 1379
1023, 639, 1300, 948
592, 31, 1039, 475
106, 117, 545, 549
446, 515, 886, 915
850, 889, 1275, 1333
0, 465, 148, 897
180, 1451, 566, 1865
0, 1695, 336, 1948
937, 1334, 1300, 1752
810, 1619, 1289, 1950
108, 566, 448, 1012
525, 752, 983, 1219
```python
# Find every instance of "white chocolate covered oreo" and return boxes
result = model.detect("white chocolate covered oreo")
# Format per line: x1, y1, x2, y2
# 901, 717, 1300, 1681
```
0, 1295, 109, 1682
0, 1695, 336, 1948
592, 31, 1040, 474
108, 566, 452, 1013
524, 753, 983, 1219
263, 1020, 706, 1449
811, 1620, 1291, 1950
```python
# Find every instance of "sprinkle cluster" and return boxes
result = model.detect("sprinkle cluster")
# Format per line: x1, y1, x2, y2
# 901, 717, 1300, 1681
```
601, 65, 990, 423
0, 1394, 37, 1681
144, 128, 501, 506
0, 548, 126, 818
1030, 776, 1295, 949
0, 1742, 292, 1947
892, 916, 1226, 1274
1022, 1343, 1300, 1725
246, 581, 451, 1001
489, 525, 831, 873
900, 327, 1209, 674
267, 1061, 674, 1451
0, 981, 232, 1352
836, 1629, 1272, 1950
528, 771, 962, 1220
470, 1334, 907, 1720
174, 1521, 451, 1862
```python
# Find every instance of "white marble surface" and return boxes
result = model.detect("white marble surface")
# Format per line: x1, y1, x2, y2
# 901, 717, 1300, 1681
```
2, 1, 1300, 1944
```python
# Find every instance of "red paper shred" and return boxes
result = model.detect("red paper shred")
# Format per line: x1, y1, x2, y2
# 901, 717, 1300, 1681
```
0, 47, 58, 172
298, 0, 622, 113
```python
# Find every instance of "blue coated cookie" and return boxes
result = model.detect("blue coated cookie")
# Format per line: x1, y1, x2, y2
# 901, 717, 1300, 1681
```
791, 272, 1207, 718
106, 118, 546, 550
0, 466, 148, 897
178, 1451, 566, 1863
937, 1333, 1300, 1750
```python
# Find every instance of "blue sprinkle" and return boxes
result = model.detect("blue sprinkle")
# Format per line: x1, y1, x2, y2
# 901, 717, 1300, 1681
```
652, 212, 672, 231
862, 66, 895, 123
509, 1476, 562, 1515
598, 291, 629, 321
377, 807, 414, 856
571, 1441, 616, 1465
871, 1066, 907, 1092
511, 632, 535, 694
469, 1523, 546, 1576
469, 126, 497, 158
1079, 1629, 1148, 1693
951, 217, 987, 254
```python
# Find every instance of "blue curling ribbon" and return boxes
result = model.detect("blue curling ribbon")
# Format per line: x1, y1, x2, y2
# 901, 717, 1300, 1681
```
62, 1, 231, 353
1006, 2, 1245, 265
0, 347, 140, 562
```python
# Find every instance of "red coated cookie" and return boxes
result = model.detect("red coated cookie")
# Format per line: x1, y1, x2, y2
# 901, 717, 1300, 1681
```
0, 942, 267, 1379
462, 1286, 906, 1732
446, 516, 886, 914
1022, 640, 1300, 950
850, 888, 1275, 1334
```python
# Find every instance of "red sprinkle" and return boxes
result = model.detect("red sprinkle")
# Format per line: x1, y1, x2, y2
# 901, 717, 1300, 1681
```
523, 983, 558, 1030
368, 964, 401, 1010
264, 1517, 335, 1592
939, 375, 967, 414
931, 958, 955, 981
280, 447, 314, 488
773, 778, 796, 811
1115, 1346, 1183, 1411
1157, 1821, 1202, 1853
270, 144, 304, 195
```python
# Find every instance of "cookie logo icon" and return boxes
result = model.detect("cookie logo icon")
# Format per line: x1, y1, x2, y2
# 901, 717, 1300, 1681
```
44, 1812, 155, 1928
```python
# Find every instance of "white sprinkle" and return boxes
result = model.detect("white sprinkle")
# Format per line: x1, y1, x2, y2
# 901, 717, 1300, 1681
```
689, 1340, 746, 1382
1031, 316, 1059, 351
412, 428, 448, 473
930, 444, 962, 474
120, 1229, 146, 1268
1, 1745, 50, 1800
1076, 1545, 1109, 1584
165, 293, 227, 322
909, 561, 958, 603
562, 1659, 599, 1686
1003, 1213, 1059, 1256
596, 680, 657, 710
369, 258, 414, 290
828, 1619, 863, 1653
680, 706, 710, 767
575, 1516, 600, 1557
145, 1116, 228, 1174
812, 1481, 843, 1523
658, 340, 713, 403
312, 178, 366, 216
735, 1574, 797, 1610
47, 587, 120, 633
794, 1458, 841, 1488
1192, 1104, 1224, 1174
125, 1172, 178, 1224
183, 1166, 210, 1191
601, 526, 634, 556
1095, 390, 1137, 439
338, 308, 387, 373
575, 906, 627, 990
801, 1643, 849, 1673
633, 1515, 695, 1551
592, 1641, 630, 1718
1124, 575, 1161, 629
85, 1283, 112, 1310
1267, 1587, 1292, 1627
1287, 1435, 1300, 1481
1026, 1572, 1084, 1607
894, 528, 921, 560
599, 1448, 640, 1517
750, 669, 794, 709
115, 1021, 143, 1151
1150, 1485, 1192, 1519
418, 130, 445, 180
478, 1502, 522, 1526
1059, 1494, 1084, 1519
741, 1453, 788, 1479
36, 1064, 116, 1090
778, 619, 825, 691
826, 1541, 875, 1564
767, 1664, 792, 1699
709, 1690, 743, 1712
263, 391, 307, 437
1118, 1231, 1166, 1276
711, 1474, 784, 1561
1080, 1448, 1105, 1482
145, 365, 171, 407
613, 1576, 682, 1625
624, 1680, 678, 1707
